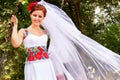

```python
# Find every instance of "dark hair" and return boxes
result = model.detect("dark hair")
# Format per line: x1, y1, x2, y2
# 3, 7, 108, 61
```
30, 4, 47, 17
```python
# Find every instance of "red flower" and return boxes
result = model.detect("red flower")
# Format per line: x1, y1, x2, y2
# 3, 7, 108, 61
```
27, 2, 38, 12
29, 52, 33, 56
37, 46, 43, 52
35, 52, 43, 60
43, 52, 49, 59
27, 52, 35, 61
27, 48, 31, 52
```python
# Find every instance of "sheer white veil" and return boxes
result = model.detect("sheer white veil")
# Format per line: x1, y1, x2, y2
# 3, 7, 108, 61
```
38, 0, 120, 80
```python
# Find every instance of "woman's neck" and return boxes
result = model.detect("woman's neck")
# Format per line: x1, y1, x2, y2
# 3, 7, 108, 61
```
30, 24, 40, 29
28, 24, 43, 31
28, 24, 44, 35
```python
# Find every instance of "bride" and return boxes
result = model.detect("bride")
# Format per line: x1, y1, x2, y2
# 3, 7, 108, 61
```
11, 0, 120, 80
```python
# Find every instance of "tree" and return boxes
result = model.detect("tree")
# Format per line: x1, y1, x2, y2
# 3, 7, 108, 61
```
0, 0, 120, 79
96, 24, 120, 54
60, 0, 120, 37
0, 0, 27, 79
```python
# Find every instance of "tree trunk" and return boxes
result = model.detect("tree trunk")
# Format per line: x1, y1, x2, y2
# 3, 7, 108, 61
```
74, 2, 82, 32
67, 0, 75, 22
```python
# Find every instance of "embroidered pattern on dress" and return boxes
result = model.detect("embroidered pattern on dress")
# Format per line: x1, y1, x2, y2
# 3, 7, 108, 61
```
26, 46, 49, 61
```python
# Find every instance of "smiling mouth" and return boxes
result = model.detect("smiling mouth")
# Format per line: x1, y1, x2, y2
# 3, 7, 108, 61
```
34, 21, 40, 23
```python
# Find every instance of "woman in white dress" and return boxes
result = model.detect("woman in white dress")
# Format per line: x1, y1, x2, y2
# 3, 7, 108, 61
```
10, 0, 120, 80
10, 2, 64, 80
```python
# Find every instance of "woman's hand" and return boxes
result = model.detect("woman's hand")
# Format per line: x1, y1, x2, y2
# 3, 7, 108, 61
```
10, 15, 24, 48
10, 15, 18, 27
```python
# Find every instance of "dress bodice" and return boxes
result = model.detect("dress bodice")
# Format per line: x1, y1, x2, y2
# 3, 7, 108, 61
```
23, 30, 49, 62
23, 32, 48, 48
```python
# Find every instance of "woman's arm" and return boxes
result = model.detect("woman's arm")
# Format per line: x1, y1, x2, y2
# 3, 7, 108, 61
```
10, 15, 25, 48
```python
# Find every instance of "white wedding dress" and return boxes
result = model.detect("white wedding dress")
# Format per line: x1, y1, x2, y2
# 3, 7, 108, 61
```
21, 0, 120, 80
23, 30, 57, 80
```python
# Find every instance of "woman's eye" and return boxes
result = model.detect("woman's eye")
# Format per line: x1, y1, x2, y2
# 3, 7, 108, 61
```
33, 15, 37, 17
39, 16, 42, 18
32, 14, 43, 18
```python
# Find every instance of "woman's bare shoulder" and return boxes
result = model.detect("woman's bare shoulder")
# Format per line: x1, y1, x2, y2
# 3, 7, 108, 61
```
19, 28, 26, 33
18, 28, 27, 38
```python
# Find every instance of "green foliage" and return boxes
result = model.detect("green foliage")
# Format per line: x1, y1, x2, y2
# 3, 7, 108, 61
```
0, 21, 26, 80
17, 2, 31, 28
0, 0, 27, 80
0, 0, 120, 80
95, 24, 120, 54
2, 46, 26, 80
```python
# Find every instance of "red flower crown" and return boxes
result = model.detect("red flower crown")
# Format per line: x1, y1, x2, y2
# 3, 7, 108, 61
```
27, 2, 38, 12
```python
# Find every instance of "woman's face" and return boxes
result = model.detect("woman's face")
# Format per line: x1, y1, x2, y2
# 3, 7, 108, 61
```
30, 10, 45, 26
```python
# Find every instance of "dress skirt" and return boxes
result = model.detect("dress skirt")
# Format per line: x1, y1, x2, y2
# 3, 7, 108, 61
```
24, 59, 57, 80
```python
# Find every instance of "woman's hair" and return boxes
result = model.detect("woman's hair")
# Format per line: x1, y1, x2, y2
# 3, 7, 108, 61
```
28, 2, 47, 17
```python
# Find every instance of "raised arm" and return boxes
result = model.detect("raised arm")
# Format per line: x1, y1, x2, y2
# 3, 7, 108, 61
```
10, 15, 25, 48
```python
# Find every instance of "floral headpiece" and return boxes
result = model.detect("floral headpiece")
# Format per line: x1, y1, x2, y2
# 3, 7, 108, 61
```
27, 2, 38, 12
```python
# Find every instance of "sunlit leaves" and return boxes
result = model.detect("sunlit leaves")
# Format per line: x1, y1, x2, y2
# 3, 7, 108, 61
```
96, 24, 120, 54
0, 0, 120, 80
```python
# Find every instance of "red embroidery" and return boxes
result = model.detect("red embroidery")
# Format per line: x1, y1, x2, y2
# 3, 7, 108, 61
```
43, 52, 49, 59
26, 46, 49, 61
27, 52, 35, 61
35, 52, 43, 60
37, 46, 43, 52
28, 48, 31, 52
